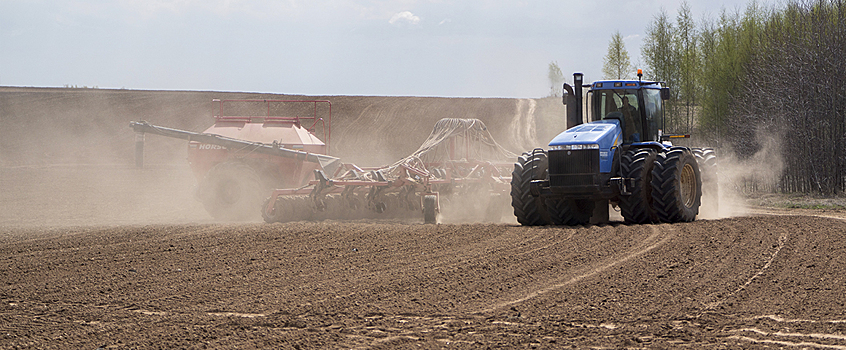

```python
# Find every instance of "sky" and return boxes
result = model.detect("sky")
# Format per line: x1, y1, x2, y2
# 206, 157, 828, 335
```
1, 0, 768, 97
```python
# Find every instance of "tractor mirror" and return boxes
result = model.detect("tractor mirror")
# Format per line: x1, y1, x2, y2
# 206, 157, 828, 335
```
660, 87, 670, 100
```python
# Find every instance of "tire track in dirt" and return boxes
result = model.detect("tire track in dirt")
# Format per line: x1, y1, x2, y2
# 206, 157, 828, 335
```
725, 315, 846, 348
241, 224, 578, 315
703, 225, 789, 311
728, 332, 846, 349
749, 206, 846, 222
479, 224, 673, 314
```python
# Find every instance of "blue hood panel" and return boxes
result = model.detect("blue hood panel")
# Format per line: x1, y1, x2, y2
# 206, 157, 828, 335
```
549, 120, 621, 148
548, 120, 622, 173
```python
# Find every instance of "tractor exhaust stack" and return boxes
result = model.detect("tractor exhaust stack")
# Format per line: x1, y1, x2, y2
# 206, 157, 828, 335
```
562, 72, 585, 129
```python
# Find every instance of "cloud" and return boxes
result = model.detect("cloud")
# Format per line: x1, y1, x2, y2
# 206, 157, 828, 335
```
389, 11, 420, 25
623, 34, 641, 41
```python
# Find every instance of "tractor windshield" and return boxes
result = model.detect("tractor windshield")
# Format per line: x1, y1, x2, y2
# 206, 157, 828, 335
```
592, 89, 643, 143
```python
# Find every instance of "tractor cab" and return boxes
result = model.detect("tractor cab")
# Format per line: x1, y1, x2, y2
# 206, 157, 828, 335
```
560, 72, 670, 146
587, 81, 667, 144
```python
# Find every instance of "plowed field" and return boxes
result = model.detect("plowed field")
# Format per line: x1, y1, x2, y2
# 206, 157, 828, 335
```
3, 215, 846, 349
2, 88, 846, 349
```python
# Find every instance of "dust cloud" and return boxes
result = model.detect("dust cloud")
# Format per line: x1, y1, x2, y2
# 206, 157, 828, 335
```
699, 129, 784, 220
1, 88, 552, 227
507, 99, 540, 152
0, 88, 234, 227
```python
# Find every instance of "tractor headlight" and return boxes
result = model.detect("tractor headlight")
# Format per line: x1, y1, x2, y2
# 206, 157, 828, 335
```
550, 144, 600, 151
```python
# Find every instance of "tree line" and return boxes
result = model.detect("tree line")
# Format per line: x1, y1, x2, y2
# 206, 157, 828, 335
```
639, 0, 846, 195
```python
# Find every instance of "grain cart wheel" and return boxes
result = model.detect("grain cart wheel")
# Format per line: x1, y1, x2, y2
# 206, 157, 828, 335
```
423, 194, 438, 224
546, 198, 594, 226
619, 148, 658, 224
692, 148, 719, 217
651, 148, 702, 223
510, 149, 552, 226
198, 162, 264, 221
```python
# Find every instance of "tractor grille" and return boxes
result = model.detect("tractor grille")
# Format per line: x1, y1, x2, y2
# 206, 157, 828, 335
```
548, 149, 599, 175
548, 149, 600, 189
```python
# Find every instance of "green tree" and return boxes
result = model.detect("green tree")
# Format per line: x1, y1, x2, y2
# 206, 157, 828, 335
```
675, 1, 698, 133
642, 9, 676, 87
642, 8, 679, 132
548, 61, 564, 97
695, 15, 721, 139
601, 31, 633, 80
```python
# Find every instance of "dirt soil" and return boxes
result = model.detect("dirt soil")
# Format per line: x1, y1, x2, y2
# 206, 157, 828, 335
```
3, 216, 846, 349
3, 88, 846, 349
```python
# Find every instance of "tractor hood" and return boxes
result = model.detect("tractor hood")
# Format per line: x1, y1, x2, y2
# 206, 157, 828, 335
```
548, 120, 621, 150
548, 120, 621, 173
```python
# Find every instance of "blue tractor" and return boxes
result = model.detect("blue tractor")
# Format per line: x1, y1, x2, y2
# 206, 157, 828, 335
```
511, 72, 717, 225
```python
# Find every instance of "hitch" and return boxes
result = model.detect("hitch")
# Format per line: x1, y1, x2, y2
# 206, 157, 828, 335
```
611, 177, 636, 196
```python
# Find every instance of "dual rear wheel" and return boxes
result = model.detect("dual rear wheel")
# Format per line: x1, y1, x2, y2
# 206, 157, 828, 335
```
619, 147, 704, 224
649, 147, 702, 223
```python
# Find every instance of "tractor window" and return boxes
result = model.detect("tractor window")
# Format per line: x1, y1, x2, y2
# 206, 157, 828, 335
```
592, 89, 643, 143
643, 88, 664, 142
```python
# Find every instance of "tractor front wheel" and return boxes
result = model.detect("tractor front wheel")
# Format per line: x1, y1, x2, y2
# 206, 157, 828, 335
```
510, 149, 552, 226
620, 148, 658, 224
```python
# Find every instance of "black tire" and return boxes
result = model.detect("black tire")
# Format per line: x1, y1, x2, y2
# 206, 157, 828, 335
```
651, 148, 702, 223
546, 198, 594, 226
510, 149, 552, 226
197, 162, 264, 221
692, 148, 719, 216
619, 148, 658, 224
423, 194, 438, 224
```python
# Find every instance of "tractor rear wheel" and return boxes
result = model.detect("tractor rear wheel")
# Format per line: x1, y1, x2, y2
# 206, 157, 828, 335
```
546, 198, 594, 226
619, 148, 658, 224
198, 162, 264, 221
510, 149, 552, 226
692, 148, 719, 217
651, 148, 702, 223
